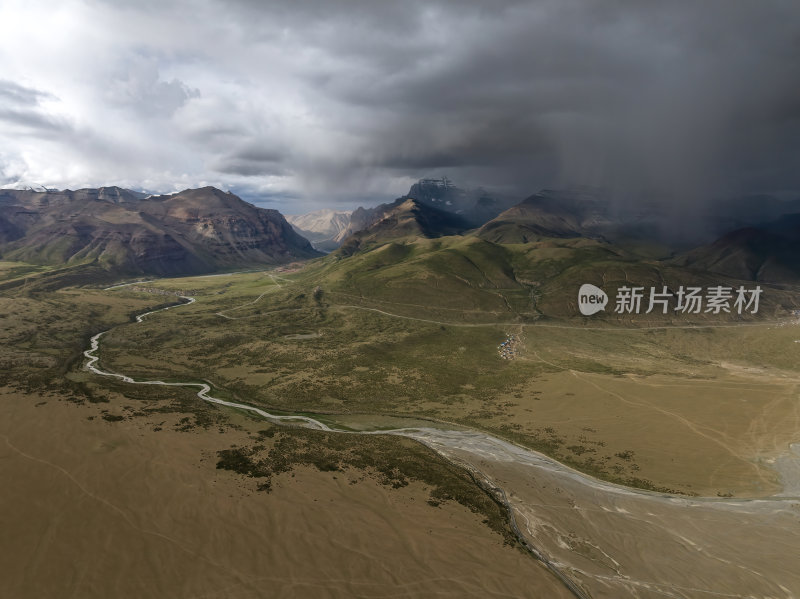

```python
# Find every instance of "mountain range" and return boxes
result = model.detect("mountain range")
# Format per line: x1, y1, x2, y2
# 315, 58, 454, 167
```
5, 178, 800, 293
287, 180, 800, 324
0, 186, 319, 276
327, 182, 800, 285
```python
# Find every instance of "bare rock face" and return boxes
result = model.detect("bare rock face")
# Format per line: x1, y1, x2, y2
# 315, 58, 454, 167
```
0, 186, 320, 275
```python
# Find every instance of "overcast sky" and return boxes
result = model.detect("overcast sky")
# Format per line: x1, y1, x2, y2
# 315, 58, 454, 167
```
1, 0, 798, 212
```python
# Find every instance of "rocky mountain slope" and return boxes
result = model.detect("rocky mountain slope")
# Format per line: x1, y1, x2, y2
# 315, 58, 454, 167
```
339, 199, 470, 255
0, 186, 319, 276
337, 178, 515, 245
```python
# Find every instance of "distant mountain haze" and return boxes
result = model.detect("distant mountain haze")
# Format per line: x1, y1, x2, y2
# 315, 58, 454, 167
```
478, 191, 613, 243
674, 214, 800, 284
285, 209, 352, 252
402, 178, 517, 226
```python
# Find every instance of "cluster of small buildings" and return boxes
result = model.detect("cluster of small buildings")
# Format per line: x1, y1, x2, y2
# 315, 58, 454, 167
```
498, 334, 520, 360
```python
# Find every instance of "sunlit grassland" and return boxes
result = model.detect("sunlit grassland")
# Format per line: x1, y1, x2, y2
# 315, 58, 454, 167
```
96, 264, 800, 497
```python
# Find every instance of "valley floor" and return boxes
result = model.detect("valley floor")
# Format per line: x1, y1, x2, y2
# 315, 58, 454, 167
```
100, 269, 800, 498
5, 260, 800, 598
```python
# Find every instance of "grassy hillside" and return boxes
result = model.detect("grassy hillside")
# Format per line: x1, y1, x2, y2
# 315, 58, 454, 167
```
319, 232, 799, 324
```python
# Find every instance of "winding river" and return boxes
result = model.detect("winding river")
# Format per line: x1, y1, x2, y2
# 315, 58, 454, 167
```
84, 296, 800, 599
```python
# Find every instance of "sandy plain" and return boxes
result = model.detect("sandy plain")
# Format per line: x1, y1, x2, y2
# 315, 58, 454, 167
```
0, 388, 571, 599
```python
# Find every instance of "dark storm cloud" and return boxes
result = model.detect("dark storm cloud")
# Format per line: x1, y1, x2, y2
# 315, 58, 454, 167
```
209, 140, 289, 177
345, 1, 796, 201
239, 0, 800, 203
212, 159, 286, 177
134, 0, 788, 207
211, 152, 287, 177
